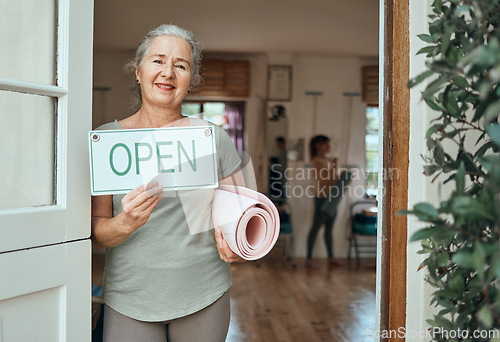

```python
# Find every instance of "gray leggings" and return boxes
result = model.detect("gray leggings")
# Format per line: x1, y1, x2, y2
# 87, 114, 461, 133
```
103, 290, 230, 342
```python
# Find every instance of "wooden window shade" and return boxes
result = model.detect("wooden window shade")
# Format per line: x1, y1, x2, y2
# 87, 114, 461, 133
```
362, 66, 379, 105
191, 59, 250, 97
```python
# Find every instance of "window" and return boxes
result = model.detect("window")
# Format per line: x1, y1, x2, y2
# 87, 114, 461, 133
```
182, 102, 226, 126
182, 101, 245, 151
0, 0, 59, 209
365, 106, 379, 197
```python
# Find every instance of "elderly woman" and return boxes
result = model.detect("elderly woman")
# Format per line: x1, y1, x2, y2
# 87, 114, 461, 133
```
91, 24, 245, 342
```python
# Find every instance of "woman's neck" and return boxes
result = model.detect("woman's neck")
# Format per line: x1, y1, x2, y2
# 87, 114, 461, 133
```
133, 104, 185, 128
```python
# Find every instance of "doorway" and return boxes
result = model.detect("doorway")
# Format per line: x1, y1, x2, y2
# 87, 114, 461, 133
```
90, 0, 410, 340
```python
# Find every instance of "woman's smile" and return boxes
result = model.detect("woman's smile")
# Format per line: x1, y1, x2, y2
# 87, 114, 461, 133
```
155, 83, 175, 90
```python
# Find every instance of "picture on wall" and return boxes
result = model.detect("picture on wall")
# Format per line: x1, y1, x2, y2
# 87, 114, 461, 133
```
267, 65, 292, 101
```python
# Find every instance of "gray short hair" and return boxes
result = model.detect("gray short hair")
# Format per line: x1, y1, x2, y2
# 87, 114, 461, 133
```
125, 24, 203, 110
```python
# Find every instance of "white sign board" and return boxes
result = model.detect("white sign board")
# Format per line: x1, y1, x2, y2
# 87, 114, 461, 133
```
89, 126, 218, 195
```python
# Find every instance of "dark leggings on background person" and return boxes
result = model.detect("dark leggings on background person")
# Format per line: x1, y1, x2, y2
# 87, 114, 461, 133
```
307, 197, 335, 259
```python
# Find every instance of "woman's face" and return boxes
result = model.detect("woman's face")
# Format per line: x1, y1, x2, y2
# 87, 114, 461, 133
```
136, 35, 193, 110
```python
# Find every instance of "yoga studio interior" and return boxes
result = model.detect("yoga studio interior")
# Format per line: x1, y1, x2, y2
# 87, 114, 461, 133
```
89, 0, 379, 340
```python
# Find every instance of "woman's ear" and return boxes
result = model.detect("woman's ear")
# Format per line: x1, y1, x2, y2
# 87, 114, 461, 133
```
135, 68, 141, 84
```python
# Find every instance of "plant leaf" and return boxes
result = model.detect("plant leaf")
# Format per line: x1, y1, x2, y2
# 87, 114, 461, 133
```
441, 23, 452, 55
452, 196, 494, 220
475, 131, 486, 145
443, 88, 461, 117
452, 251, 475, 268
418, 34, 434, 43
473, 242, 486, 276
486, 124, 500, 146
456, 162, 465, 195
435, 251, 449, 267
448, 272, 464, 294
424, 98, 445, 112
451, 76, 469, 88
478, 306, 493, 328
433, 141, 445, 166
434, 315, 454, 331
474, 140, 496, 158
417, 46, 437, 56
408, 69, 434, 88
414, 202, 439, 217
473, 97, 492, 122
483, 102, 500, 121
422, 76, 449, 100
410, 226, 440, 242
434, 0, 442, 11
426, 124, 442, 138
424, 164, 439, 176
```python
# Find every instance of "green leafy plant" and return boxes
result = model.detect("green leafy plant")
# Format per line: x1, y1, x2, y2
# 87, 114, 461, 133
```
405, 0, 500, 340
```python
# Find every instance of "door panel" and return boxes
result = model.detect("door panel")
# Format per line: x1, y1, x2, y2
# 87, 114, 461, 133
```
0, 241, 91, 341
1, 287, 62, 342
0, 0, 93, 340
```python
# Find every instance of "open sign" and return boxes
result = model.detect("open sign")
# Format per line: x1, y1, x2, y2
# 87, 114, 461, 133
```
89, 126, 218, 195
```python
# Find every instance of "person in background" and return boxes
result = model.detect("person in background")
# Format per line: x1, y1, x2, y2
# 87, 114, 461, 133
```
306, 135, 341, 268
275, 136, 287, 172
271, 136, 287, 200
91, 24, 247, 342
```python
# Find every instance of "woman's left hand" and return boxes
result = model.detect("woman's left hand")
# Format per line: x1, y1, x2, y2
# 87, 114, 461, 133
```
214, 227, 245, 263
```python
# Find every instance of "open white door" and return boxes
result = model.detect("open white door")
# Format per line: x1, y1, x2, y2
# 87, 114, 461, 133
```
0, 0, 93, 341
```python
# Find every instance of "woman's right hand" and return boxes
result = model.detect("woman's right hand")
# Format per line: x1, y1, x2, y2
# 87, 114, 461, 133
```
118, 182, 164, 233
91, 181, 163, 248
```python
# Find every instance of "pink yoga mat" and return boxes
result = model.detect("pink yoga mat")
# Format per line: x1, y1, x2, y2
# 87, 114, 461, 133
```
212, 185, 280, 260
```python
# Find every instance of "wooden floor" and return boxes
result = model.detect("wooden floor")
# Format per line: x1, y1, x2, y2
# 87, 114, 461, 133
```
92, 253, 376, 342
227, 255, 376, 342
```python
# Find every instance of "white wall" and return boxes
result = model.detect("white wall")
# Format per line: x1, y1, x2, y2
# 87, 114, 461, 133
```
92, 50, 137, 128
92, 49, 378, 259
406, 0, 438, 339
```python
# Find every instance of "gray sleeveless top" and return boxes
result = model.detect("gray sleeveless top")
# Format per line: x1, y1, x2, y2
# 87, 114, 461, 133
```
98, 118, 241, 321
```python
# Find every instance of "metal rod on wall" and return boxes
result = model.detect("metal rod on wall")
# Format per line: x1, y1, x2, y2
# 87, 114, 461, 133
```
305, 91, 323, 136
341, 92, 360, 167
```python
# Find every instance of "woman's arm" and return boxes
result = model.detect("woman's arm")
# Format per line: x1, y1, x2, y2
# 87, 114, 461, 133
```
91, 183, 163, 248
214, 167, 247, 263
220, 166, 246, 187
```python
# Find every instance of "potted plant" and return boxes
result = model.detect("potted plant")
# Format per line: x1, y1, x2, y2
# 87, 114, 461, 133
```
405, 0, 500, 340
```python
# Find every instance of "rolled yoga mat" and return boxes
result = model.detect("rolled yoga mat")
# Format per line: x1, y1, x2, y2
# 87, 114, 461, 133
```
212, 184, 280, 260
